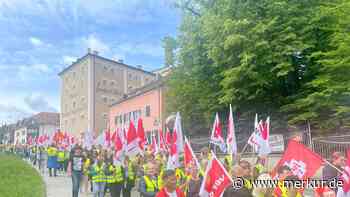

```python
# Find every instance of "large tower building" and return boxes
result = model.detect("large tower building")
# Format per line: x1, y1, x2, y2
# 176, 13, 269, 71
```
59, 49, 156, 136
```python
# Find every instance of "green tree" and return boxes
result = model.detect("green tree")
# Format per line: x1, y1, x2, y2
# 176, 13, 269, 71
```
282, 0, 350, 129
162, 36, 177, 67
167, 0, 350, 133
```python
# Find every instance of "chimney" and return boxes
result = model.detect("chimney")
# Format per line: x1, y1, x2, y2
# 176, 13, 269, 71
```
118, 59, 124, 64
93, 50, 99, 55
87, 48, 92, 54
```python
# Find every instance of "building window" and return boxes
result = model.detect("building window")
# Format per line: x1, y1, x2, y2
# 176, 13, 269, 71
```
73, 101, 76, 108
110, 81, 115, 86
104, 66, 108, 70
73, 72, 76, 78
128, 73, 132, 78
81, 114, 84, 119
103, 113, 108, 120
81, 97, 85, 103
145, 105, 151, 117
102, 79, 107, 86
111, 68, 114, 73
110, 98, 115, 103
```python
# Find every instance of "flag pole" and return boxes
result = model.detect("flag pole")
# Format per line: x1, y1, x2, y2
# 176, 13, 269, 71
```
323, 159, 344, 174
240, 143, 249, 155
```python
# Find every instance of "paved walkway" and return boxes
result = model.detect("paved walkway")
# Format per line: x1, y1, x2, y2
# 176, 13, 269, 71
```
36, 167, 139, 197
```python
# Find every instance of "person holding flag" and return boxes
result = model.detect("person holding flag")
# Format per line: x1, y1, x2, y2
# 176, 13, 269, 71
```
155, 169, 185, 197
199, 152, 234, 197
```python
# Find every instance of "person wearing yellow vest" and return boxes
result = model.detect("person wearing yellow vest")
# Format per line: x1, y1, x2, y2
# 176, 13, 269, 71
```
81, 152, 91, 195
107, 161, 124, 197
47, 143, 58, 177
90, 155, 107, 197
276, 175, 303, 197
123, 156, 136, 197
139, 162, 159, 197
273, 165, 292, 197
57, 147, 65, 173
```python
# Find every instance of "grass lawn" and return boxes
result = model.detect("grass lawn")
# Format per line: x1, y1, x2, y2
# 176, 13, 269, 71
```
0, 153, 45, 197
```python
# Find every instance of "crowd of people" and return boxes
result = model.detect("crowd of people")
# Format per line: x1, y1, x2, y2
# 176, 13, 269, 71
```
0, 142, 348, 197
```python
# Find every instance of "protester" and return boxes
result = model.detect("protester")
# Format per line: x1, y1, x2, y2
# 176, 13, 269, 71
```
223, 164, 253, 197
90, 154, 107, 197
155, 169, 185, 197
80, 151, 91, 195
185, 165, 202, 197
67, 144, 85, 197
139, 162, 159, 197
47, 143, 58, 177
123, 156, 136, 197
107, 158, 124, 197
252, 173, 273, 197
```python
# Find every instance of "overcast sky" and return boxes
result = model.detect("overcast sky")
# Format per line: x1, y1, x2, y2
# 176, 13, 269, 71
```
0, 0, 180, 124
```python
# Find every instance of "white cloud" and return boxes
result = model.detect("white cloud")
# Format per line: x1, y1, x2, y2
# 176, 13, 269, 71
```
24, 93, 57, 113
82, 34, 110, 54
62, 56, 77, 65
29, 37, 44, 46
0, 103, 32, 124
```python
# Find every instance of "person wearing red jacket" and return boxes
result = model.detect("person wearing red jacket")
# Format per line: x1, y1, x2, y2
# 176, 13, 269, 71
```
156, 170, 185, 197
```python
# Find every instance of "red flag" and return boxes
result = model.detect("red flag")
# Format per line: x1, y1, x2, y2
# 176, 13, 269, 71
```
173, 112, 184, 152
199, 153, 233, 197
150, 133, 158, 154
341, 149, 350, 193
137, 118, 146, 151
210, 113, 226, 152
167, 130, 179, 169
111, 131, 116, 142
226, 104, 237, 155
104, 130, 111, 148
271, 140, 323, 179
126, 121, 140, 156
184, 137, 200, 170
114, 129, 123, 153
27, 136, 33, 145
158, 129, 166, 152
165, 127, 172, 147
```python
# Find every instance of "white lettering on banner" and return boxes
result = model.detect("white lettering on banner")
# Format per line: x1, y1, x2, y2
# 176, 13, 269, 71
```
210, 175, 225, 196
284, 159, 306, 179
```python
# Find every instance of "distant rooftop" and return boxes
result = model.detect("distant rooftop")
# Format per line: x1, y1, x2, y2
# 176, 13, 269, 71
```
58, 50, 156, 76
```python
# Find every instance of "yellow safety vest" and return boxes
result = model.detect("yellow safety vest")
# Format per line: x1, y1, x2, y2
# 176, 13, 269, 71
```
244, 178, 253, 190
255, 163, 265, 174
144, 176, 158, 192
225, 155, 233, 171
158, 169, 164, 190
47, 147, 57, 157
92, 164, 106, 183
274, 181, 302, 197
176, 168, 185, 186
83, 159, 90, 174
107, 165, 123, 184
57, 151, 65, 162
127, 163, 135, 181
